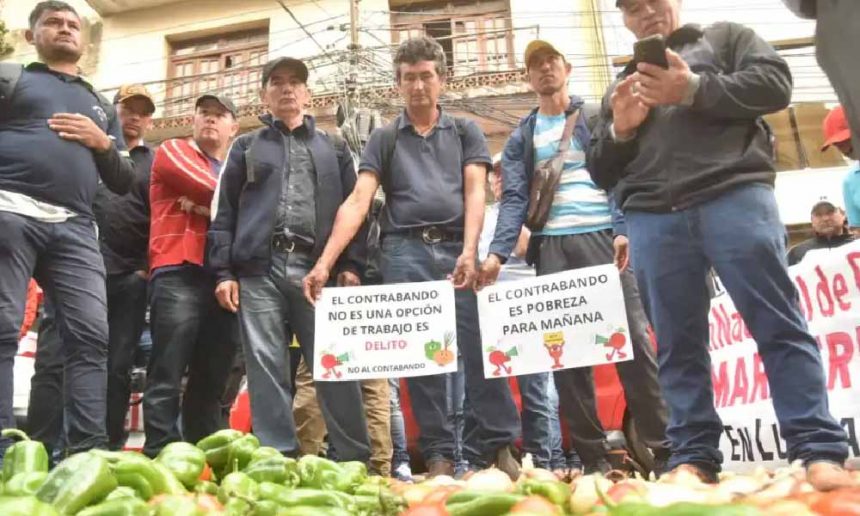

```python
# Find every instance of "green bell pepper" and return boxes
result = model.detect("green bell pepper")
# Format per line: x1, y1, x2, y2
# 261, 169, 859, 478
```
447, 493, 525, 516
249, 447, 283, 463
193, 480, 218, 496
608, 502, 762, 516
516, 478, 571, 507
149, 495, 205, 516
296, 455, 345, 491
223, 497, 253, 516
76, 497, 149, 516
244, 456, 300, 487
92, 450, 185, 498
35, 452, 117, 514
258, 482, 354, 511
1, 429, 49, 480
196, 429, 244, 475
104, 487, 139, 501
4, 471, 48, 497
217, 471, 260, 505
155, 442, 206, 490
0, 496, 60, 516
335, 461, 367, 493
276, 506, 353, 516
251, 499, 283, 516
225, 434, 261, 475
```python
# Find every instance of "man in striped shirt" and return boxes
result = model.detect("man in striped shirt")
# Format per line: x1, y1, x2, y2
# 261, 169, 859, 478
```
478, 40, 670, 474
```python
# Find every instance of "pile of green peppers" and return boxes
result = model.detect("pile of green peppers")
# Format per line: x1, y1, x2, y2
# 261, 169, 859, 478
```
0, 429, 406, 515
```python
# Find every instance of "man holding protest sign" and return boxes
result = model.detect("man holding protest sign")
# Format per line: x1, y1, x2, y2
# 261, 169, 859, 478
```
304, 37, 521, 479
587, 0, 852, 489
477, 40, 669, 475
208, 57, 371, 462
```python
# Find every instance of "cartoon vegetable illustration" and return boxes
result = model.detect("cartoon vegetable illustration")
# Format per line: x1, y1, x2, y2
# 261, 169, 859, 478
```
424, 339, 442, 361
485, 345, 518, 376
432, 332, 456, 366
596, 328, 627, 361
543, 331, 565, 369
319, 351, 349, 379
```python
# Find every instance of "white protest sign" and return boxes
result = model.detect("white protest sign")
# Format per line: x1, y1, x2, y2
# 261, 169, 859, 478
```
313, 280, 458, 381
712, 241, 860, 472
477, 264, 632, 378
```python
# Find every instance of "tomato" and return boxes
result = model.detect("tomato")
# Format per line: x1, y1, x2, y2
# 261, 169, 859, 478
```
198, 462, 212, 482
810, 488, 860, 516
509, 495, 561, 515
401, 502, 449, 516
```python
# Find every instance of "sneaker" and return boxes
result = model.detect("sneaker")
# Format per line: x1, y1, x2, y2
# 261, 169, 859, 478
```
807, 461, 856, 491
393, 463, 413, 482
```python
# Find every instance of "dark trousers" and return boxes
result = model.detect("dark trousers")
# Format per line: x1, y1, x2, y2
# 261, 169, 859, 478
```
0, 212, 108, 458
627, 184, 848, 473
381, 234, 521, 467
106, 272, 148, 450
537, 229, 669, 470
238, 249, 371, 462
26, 298, 65, 458
142, 266, 238, 457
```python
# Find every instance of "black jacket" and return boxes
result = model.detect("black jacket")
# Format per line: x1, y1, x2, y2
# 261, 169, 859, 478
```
93, 145, 153, 275
208, 114, 366, 282
787, 231, 855, 266
586, 23, 792, 212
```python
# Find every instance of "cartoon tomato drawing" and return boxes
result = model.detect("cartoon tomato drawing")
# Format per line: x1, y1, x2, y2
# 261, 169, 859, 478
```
486, 346, 518, 376
596, 328, 628, 361
543, 331, 565, 369
320, 351, 349, 379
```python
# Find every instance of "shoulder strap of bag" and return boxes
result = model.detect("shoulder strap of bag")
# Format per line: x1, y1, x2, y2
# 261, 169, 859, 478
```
556, 108, 580, 154
0, 62, 24, 115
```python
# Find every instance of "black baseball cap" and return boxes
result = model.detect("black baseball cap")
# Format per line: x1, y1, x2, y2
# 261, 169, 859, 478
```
262, 57, 309, 87
195, 93, 238, 117
811, 199, 839, 215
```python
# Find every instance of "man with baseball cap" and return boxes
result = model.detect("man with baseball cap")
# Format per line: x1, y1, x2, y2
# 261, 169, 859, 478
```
787, 199, 854, 266
143, 92, 240, 456
820, 106, 859, 231
479, 38, 669, 475
208, 56, 372, 462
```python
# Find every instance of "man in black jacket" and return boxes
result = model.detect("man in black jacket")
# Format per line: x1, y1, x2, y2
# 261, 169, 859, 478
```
787, 200, 854, 266
208, 57, 371, 461
94, 84, 156, 449
588, 0, 851, 490
0, 1, 133, 459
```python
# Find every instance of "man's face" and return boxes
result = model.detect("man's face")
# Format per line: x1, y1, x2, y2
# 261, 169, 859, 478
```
26, 9, 83, 63
261, 66, 310, 121
834, 140, 856, 160
193, 99, 238, 150
117, 97, 154, 144
397, 60, 443, 110
527, 51, 571, 96
621, 0, 682, 40
811, 206, 846, 238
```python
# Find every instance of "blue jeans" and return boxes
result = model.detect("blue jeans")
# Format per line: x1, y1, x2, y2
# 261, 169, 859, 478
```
237, 250, 370, 462
381, 234, 520, 467
626, 184, 848, 473
518, 373, 553, 469
388, 378, 410, 467
446, 358, 467, 472
0, 213, 109, 459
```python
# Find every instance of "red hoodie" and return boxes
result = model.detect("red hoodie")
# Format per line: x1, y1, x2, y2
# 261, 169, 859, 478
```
149, 138, 219, 273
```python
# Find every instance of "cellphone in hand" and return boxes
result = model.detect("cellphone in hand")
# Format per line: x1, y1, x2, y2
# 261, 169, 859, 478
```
634, 34, 669, 69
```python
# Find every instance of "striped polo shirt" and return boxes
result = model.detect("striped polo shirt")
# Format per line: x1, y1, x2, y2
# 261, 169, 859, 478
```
534, 112, 612, 235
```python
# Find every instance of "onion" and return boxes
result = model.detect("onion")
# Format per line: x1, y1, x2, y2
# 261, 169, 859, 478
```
464, 467, 514, 492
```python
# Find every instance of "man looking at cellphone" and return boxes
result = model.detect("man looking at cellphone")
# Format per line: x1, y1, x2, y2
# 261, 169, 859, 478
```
586, 0, 853, 489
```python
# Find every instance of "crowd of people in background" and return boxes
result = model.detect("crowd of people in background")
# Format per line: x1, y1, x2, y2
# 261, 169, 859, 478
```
1, 0, 859, 493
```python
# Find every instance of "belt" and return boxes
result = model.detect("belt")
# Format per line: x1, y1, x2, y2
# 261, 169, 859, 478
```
271, 233, 314, 254
396, 226, 464, 245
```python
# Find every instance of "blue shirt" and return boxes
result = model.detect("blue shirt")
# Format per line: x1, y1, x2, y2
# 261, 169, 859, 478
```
360, 109, 491, 232
479, 203, 534, 282
0, 63, 126, 216
844, 162, 860, 228
533, 113, 612, 236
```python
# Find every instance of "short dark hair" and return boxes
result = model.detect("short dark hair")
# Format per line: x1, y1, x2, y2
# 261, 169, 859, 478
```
393, 36, 447, 82
29, 1, 79, 30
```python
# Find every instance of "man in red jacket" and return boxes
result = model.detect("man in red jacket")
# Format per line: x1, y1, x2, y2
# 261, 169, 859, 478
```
143, 93, 240, 457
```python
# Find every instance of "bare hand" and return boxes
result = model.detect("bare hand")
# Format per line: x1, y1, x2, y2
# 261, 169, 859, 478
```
610, 76, 650, 139
337, 271, 361, 287
215, 280, 240, 313
449, 253, 477, 290
613, 235, 630, 272
48, 113, 112, 152
303, 264, 330, 305
475, 254, 502, 291
633, 49, 693, 107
